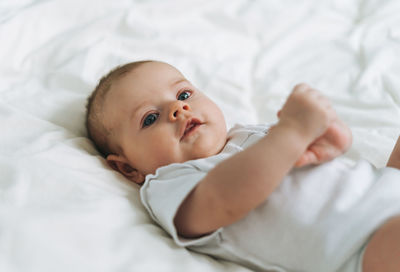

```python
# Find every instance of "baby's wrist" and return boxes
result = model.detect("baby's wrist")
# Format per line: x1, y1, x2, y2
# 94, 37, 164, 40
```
274, 119, 315, 146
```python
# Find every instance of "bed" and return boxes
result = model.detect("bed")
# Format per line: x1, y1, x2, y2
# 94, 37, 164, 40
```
1, 0, 400, 271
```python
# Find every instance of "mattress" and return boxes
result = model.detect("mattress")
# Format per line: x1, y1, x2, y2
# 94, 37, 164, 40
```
1, 0, 400, 271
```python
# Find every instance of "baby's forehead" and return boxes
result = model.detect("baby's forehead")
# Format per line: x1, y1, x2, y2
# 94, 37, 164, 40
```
113, 67, 187, 95
107, 61, 195, 108
104, 65, 187, 110
125, 61, 183, 81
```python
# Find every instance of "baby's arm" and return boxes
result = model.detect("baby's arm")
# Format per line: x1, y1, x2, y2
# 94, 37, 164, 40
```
174, 84, 336, 238
386, 136, 400, 169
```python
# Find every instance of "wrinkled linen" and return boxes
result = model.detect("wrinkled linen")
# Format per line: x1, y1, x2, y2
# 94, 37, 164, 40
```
1, 0, 400, 271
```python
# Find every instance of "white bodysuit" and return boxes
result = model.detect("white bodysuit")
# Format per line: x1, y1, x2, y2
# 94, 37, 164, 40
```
140, 124, 400, 272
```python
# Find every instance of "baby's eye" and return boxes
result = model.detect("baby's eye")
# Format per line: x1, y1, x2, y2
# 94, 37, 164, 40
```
177, 90, 191, 101
142, 113, 159, 128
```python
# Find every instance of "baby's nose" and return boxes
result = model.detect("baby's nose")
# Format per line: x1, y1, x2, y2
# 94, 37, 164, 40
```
169, 101, 191, 121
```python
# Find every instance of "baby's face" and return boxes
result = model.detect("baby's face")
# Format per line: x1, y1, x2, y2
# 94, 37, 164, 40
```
104, 62, 227, 183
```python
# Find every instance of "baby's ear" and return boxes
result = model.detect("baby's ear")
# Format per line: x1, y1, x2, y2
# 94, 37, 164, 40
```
106, 154, 145, 184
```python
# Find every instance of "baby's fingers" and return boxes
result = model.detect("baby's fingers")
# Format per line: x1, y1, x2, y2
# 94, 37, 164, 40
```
294, 151, 318, 168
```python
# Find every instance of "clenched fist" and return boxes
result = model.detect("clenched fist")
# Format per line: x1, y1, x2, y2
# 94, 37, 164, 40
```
277, 83, 352, 167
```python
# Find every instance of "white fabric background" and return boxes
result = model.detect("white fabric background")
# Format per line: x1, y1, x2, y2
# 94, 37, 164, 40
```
1, 0, 400, 271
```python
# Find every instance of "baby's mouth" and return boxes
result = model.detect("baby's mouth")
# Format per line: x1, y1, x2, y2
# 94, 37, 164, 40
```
181, 118, 202, 140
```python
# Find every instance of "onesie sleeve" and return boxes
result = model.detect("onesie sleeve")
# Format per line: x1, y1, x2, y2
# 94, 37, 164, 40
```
140, 162, 223, 248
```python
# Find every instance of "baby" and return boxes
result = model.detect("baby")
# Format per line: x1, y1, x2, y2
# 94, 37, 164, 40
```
86, 60, 400, 272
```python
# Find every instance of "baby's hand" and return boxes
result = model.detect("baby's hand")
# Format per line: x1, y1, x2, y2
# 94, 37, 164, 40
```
278, 83, 336, 143
277, 84, 352, 167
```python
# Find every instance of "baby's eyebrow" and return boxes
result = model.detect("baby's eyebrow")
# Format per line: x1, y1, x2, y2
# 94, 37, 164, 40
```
130, 106, 142, 124
170, 78, 188, 87
130, 101, 149, 124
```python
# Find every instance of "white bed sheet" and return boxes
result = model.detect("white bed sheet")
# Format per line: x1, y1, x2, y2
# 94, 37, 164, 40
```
1, 0, 400, 271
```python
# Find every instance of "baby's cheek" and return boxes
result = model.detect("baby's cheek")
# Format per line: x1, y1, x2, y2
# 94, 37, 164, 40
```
149, 138, 181, 167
